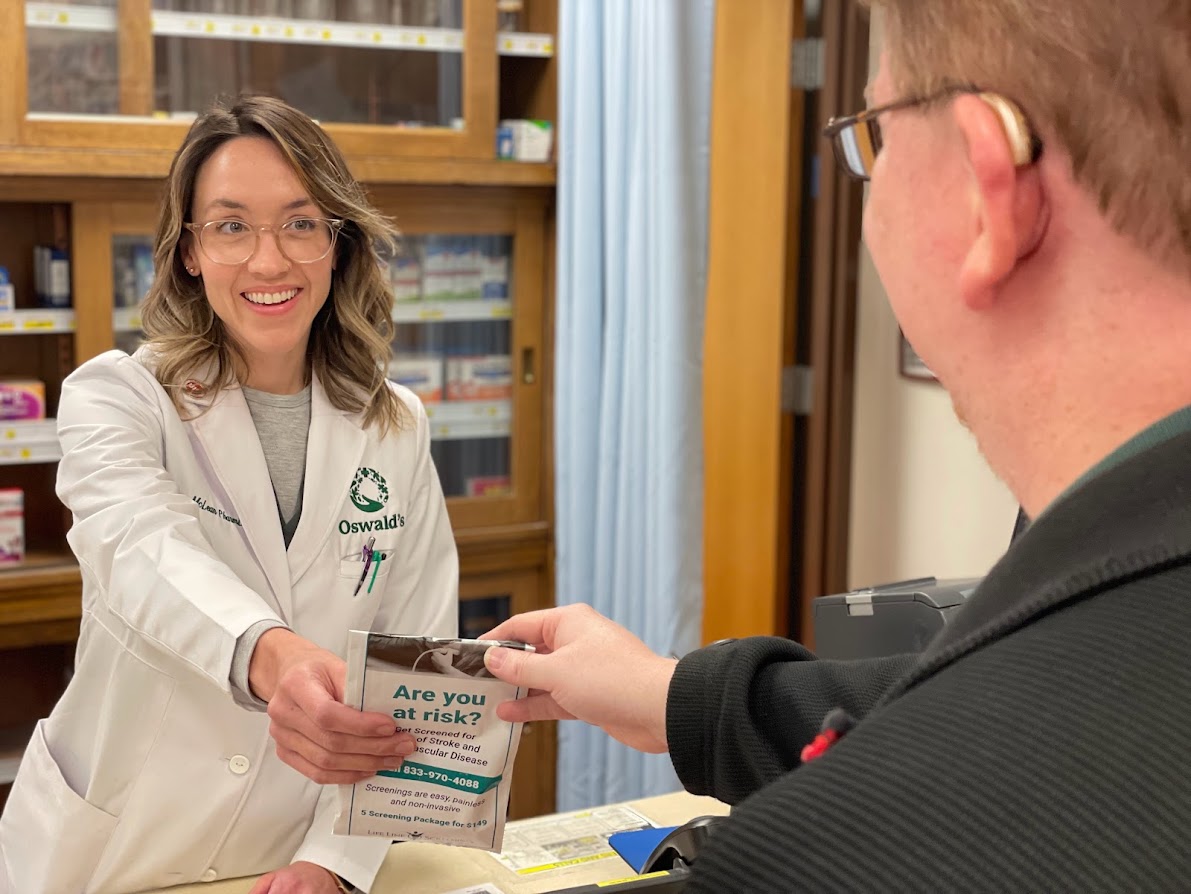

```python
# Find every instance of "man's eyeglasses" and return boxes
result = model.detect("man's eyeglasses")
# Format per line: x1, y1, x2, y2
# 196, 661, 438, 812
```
184, 217, 344, 266
823, 86, 1043, 181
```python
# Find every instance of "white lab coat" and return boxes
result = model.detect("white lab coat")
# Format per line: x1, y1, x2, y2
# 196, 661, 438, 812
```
0, 349, 458, 893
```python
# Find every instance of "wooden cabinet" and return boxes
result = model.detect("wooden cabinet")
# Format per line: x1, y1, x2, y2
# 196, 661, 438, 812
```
0, 0, 557, 821
2, 1, 556, 183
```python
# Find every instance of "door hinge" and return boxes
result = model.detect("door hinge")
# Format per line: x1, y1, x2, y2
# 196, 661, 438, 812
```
791, 38, 825, 91
781, 365, 814, 415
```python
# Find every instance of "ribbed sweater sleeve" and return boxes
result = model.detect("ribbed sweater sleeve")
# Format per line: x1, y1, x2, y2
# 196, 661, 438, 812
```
665, 637, 917, 804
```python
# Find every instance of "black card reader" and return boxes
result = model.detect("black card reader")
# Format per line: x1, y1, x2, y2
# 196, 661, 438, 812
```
813, 576, 982, 660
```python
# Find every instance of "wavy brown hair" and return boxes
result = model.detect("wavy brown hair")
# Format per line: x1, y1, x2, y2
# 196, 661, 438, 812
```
140, 94, 408, 433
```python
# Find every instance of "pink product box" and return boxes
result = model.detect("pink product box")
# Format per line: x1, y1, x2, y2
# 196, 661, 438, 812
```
0, 380, 46, 421
465, 475, 511, 498
0, 488, 24, 565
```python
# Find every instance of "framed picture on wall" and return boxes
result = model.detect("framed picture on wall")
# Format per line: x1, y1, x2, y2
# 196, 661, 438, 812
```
899, 330, 938, 382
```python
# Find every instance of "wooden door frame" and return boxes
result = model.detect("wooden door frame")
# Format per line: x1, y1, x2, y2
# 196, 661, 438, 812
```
701, 0, 802, 643
702, 0, 871, 646
797, 0, 870, 645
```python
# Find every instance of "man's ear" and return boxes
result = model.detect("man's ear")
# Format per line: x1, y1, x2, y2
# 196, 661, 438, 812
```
953, 94, 1046, 310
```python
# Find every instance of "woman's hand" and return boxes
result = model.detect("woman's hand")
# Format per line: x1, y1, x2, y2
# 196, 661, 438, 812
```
251, 629, 416, 784
482, 604, 677, 753
248, 861, 343, 893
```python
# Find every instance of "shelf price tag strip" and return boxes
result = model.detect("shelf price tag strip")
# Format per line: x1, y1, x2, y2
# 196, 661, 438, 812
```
26, 5, 550, 57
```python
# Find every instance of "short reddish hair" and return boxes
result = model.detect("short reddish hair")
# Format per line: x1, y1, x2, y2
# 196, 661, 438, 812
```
875, 1, 1190, 274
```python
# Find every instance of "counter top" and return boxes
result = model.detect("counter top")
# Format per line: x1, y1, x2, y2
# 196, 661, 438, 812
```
154, 790, 729, 894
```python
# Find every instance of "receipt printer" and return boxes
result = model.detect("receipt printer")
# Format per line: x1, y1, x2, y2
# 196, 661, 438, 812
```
813, 577, 982, 660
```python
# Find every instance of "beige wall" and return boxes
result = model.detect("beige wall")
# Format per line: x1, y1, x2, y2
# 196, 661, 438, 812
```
846, 249, 1019, 588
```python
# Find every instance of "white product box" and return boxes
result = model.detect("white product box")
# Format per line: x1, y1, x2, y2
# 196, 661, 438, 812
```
446, 355, 513, 402
389, 355, 444, 403
390, 253, 422, 303
497, 119, 553, 163
0, 488, 24, 564
479, 239, 509, 301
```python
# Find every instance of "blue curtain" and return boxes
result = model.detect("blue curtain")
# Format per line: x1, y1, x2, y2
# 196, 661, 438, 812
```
554, 0, 716, 810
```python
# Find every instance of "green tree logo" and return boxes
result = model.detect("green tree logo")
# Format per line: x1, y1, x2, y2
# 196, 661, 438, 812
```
350, 467, 389, 513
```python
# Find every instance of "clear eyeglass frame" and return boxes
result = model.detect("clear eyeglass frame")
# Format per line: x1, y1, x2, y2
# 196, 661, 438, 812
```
183, 217, 345, 266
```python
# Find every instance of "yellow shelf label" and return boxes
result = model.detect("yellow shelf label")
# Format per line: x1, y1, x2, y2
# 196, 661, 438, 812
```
22, 319, 56, 330
597, 872, 674, 887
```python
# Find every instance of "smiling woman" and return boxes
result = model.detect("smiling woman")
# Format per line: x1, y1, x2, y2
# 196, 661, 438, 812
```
143, 95, 408, 432
0, 95, 460, 894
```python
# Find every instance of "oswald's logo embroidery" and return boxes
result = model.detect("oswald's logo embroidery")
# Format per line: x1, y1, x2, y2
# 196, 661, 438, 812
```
350, 467, 389, 513
339, 513, 405, 535
192, 495, 242, 527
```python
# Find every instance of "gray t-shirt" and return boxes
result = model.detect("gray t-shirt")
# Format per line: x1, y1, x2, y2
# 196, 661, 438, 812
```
230, 384, 312, 708
241, 384, 311, 548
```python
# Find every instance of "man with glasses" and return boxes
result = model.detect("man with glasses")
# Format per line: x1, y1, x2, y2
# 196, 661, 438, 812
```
481, 1, 1191, 890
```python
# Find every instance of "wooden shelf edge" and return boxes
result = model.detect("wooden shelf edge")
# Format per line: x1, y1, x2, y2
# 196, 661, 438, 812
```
457, 521, 551, 576
0, 561, 80, 594
0, 148, 556, 187
454, 520, 550, 548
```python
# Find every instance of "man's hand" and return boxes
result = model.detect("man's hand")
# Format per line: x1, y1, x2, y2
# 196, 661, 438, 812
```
248, 861, 342, 893
482, 605, 676, 753
251, 628, 416, 784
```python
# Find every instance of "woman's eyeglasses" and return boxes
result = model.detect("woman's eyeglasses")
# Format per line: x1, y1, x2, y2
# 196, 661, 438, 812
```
184, 217, 344, 266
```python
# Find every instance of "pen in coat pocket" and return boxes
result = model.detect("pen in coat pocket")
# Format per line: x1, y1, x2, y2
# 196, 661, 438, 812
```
353, 536, 376, 597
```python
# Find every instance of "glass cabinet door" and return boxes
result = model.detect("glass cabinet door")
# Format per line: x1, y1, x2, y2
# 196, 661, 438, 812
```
111, 233, 153, 355
25, 1, 463, 127
151, 1, 463, 128
389, 234, 514, 501
25, 1, 121, 116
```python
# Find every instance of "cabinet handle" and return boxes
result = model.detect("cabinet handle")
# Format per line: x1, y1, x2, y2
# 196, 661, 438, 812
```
521, 347, 536, 385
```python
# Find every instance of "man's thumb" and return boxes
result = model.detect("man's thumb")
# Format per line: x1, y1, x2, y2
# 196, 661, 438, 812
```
485, 645, 534, 685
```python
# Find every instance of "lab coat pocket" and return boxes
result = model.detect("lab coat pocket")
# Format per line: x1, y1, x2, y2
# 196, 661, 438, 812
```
0, 719, 118, 893
339, 549, 394, 596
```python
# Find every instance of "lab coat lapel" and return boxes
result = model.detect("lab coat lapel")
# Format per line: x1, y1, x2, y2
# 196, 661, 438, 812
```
188, 386, 293, 620
286, 376, 366, 584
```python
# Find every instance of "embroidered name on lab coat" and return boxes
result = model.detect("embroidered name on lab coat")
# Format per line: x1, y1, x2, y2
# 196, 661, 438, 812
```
192, 495, 243, 527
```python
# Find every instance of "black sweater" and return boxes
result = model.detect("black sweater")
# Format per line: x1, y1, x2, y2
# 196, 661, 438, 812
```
667, 428, 1191, 892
